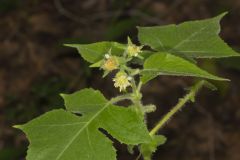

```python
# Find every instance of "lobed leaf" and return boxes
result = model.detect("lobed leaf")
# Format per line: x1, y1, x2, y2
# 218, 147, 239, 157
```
65, 42, 126, 63
141, 53, 229, 83
15, 89, 151, 160
138, 12, 240, 59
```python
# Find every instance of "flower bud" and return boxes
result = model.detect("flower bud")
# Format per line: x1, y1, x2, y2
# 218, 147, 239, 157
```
127, 45, 143, 57
126, 37, 143, 57
143, 104, 156, 113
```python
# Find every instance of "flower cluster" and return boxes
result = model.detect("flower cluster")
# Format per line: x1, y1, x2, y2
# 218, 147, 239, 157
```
100, 37, 143, 92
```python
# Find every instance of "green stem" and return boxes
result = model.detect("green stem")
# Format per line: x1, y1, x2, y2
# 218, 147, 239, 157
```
137, 81, 142, 93
149, 81, 205, 136
131, 78, 138, 93
130, 79, 144, 114
110, 94, 133, 104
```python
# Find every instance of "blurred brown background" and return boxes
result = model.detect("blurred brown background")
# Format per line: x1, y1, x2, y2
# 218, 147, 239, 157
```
0, 0, 240, 160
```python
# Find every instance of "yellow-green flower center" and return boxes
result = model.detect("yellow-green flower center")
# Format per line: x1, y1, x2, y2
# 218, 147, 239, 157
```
127, 44, 142, 57
102, 56, 119, 71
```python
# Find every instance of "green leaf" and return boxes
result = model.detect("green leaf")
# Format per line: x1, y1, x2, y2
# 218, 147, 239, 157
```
138, 12, 240, 58
141, 53, 229, 83
89, 60, 103, 68
202, 80, 218, 91
15, 88, 150, 160
65, 42, 126, 63
140, 135, 167, 160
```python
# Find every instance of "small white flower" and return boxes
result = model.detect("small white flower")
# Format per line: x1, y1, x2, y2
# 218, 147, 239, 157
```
104, 54, 110, 59
113, 72, 131, 92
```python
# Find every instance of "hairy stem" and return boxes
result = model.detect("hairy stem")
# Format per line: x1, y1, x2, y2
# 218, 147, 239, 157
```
149, 80, 205, 136
129, 78, 144, 114
110, 94, 133, 104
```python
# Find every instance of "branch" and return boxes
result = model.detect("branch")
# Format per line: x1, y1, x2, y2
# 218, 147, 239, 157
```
149, 80, 206, 136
